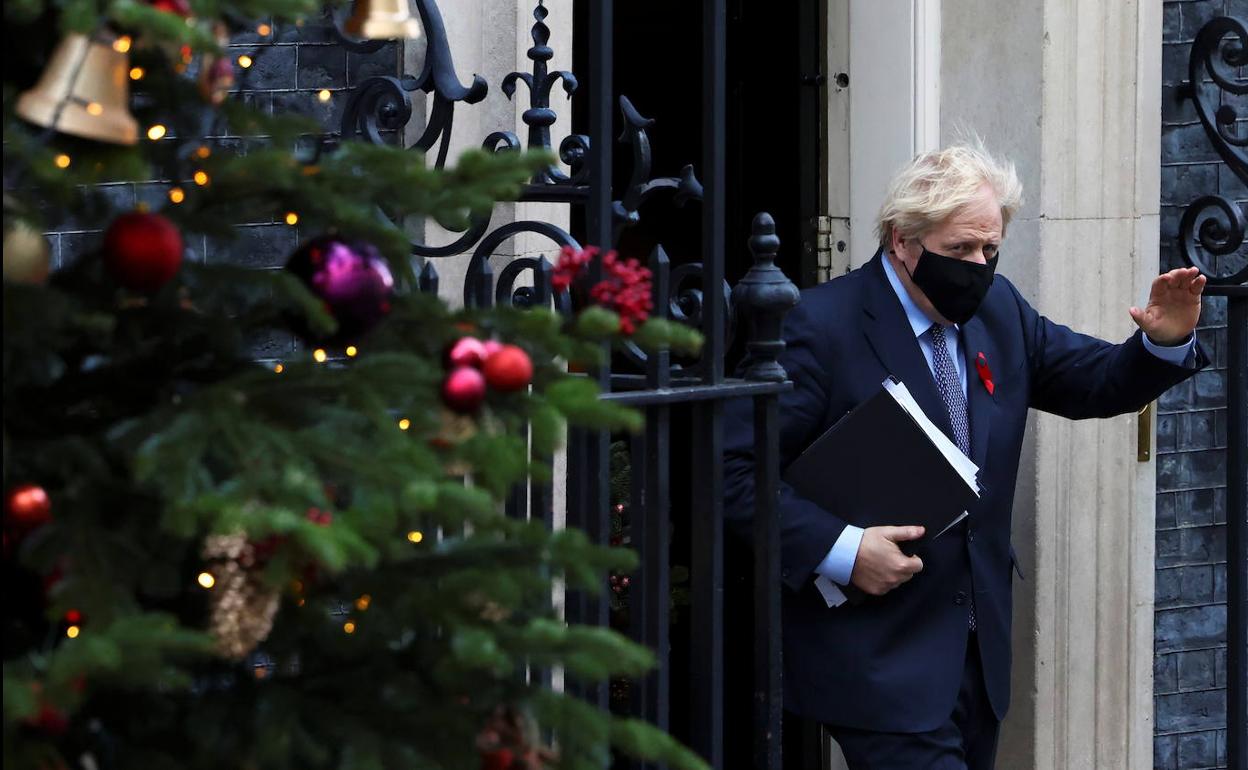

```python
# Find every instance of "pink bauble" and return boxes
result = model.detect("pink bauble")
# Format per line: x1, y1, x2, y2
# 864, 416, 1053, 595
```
442, 366, 486, 413
446, 337, 488, 369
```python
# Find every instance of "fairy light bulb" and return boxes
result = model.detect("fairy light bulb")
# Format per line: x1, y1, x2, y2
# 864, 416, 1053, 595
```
168, 187, 185, 204
355, 595, 371, 611
317, 89, 331, 102
195, 146, 211, 159
147, 124, 167, 141
343, 621, 356, 634
237, 55, 253, 69
397, 418, 411, 431
284, 211, 299, 225
54, 154, 71, 169
273, 363, 284, 374
129, 67, 145, 80
406, 530, 423, 544
193, 170, 209, 186
113, 36, 132, 53
345, 346, 358, 357
66, 625, 81, 638
257, 23, 272, 36
86, 102, 103, 116
312, 348, 327, 363
197, 572, 216, 589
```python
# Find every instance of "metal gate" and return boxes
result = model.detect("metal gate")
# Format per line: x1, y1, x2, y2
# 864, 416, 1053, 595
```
1178, 16, 1248, 770
336, 0, 797, 766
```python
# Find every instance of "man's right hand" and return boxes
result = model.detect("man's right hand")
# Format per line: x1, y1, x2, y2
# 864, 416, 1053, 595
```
850, 526, 926, 596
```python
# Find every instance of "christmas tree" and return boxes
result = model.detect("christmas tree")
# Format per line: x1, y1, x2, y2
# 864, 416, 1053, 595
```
1, 0, 705, 767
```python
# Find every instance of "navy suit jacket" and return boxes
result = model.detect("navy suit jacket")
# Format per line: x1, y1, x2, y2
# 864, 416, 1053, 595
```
722, 252, 1205, 732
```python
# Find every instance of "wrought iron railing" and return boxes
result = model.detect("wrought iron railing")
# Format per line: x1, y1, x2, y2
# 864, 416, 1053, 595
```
332, 1, 797, 766
1180, 16, 1248, 770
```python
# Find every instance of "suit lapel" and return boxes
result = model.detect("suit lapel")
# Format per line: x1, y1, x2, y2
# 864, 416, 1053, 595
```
860, 253, 956, 441
960, 314, 998, 478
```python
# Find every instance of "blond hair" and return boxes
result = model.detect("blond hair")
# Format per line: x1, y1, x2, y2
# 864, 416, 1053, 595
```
875, 142, 1024, 248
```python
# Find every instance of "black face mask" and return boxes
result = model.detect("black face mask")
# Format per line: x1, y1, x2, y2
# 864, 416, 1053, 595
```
902, 243, 998, 325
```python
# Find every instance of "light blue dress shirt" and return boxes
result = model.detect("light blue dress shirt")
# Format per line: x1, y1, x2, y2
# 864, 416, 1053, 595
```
813, 254, 1196, 587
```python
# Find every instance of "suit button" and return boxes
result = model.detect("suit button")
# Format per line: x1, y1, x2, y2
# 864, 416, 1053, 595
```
954, 591, 967, 606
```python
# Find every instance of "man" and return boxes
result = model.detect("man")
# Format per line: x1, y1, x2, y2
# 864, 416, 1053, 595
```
722, 144, 1207, 769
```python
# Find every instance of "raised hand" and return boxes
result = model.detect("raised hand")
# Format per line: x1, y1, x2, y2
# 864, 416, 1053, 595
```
1129, 267, 1207, 346
851, 525, 926, 596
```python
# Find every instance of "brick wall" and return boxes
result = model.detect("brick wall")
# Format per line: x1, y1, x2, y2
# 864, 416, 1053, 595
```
1156, 1, 1243, 768
41, 19, 400, 360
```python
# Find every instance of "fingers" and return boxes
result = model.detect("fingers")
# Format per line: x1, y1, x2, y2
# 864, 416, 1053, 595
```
1129, 306, 1144, 326
1191, 273, 1207, 295
882, 525, 925, 542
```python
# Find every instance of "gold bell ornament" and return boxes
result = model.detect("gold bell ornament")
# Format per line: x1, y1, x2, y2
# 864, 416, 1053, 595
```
343, 0, 423, 40
16, 33, 139, 146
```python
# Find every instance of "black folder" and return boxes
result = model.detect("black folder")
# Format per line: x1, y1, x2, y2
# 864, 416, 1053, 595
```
783, 377, 981, 604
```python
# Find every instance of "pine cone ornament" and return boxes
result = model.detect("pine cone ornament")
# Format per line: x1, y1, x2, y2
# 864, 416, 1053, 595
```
201, 533, 281, 660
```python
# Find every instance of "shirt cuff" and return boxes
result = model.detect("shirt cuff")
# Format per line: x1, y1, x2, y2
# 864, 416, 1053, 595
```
1142, 332, 1197, 367
815, 524, 865, 586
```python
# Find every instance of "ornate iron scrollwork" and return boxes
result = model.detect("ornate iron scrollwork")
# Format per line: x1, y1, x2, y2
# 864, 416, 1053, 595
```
1180, 15, 1248, 286
334, 0, 740, 375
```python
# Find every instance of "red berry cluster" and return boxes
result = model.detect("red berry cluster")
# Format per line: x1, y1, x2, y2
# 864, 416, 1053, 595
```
551, 246, 654, 335
551, 245, 596, 292
609, 573, 631, 594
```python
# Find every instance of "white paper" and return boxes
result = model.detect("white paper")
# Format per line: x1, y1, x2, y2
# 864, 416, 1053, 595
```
814, 575, 848, 607
882, 378, 981, 496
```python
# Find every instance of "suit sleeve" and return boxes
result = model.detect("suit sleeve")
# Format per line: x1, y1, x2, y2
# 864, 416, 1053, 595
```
723, 296, 852, 593
1008, 281, 1207, 419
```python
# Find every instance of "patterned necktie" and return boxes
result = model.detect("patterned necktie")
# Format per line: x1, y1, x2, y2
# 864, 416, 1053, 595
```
928, 323, 975, 630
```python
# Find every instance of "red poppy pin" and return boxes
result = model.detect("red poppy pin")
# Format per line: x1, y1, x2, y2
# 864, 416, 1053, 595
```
975, 352, 995, 395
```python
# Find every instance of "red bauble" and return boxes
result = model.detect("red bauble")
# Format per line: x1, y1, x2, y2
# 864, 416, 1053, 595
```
5, 484, 51, 532
442, 366, 487, 414
103, 212, 184, 292
480, 749, 515, 770
446, 337, 488, 369
24, 704, 69, 736
150, 0, 192, 15
482, 345, 533, 392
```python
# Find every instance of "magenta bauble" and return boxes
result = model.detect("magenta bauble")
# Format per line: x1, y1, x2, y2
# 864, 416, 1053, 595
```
284, 234, 394, 345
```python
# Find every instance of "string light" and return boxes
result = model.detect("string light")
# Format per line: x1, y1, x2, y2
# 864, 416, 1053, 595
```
406, 530, 424, 544
113, 36, 132, 53
312, 348, 328, 363
129, 67, 144, 81
193, 170, 209, 186
54, 154, 71, 169
397, 418, 411, 431
85, 102, 103, 116
343, 620, 356, 634
345, 345, 358, 357
237, 55, 253, 69
195, 145, 211, 159
147, 124, 167, 141
168, 187, 185, 204
273, 363, 284, 374
296, 597, 306, 607
197, 572, 216, 589
284, 211, 299, 225
355, 595, 371, 611
66, 625, 81, 639
257, 23, 272, 36
317, 89, 331, 102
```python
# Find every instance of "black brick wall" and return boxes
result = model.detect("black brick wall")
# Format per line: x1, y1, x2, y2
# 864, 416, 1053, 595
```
1157, 1, 1245, 768
41, 19, 400, 361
